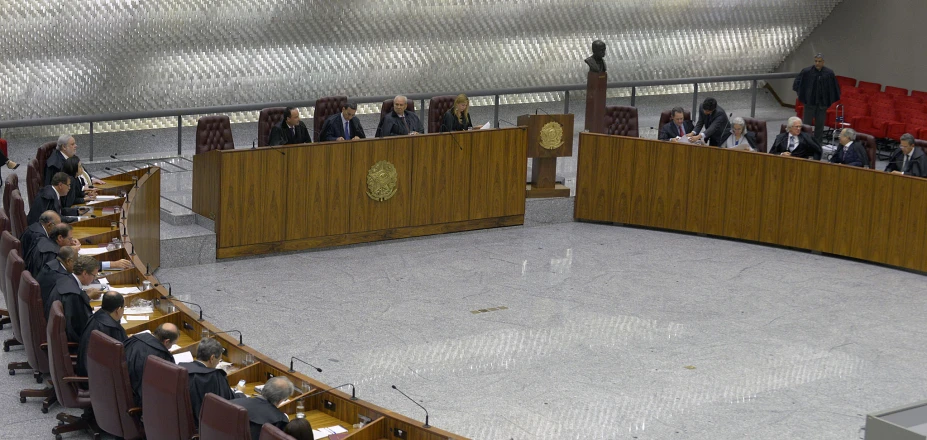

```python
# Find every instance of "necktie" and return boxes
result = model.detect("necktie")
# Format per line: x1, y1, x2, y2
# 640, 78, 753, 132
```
401, 116, 409, 133
789, 136, 797, 152
344, 121, 350, 139
290, 126, 296, 139
678, 125, 684, 136
903, 154, 910, 172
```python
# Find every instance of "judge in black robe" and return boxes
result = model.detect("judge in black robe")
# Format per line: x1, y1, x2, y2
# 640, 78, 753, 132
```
26, 237, 59, 276
45, 276, 91, 343
178, 337, 241, 426
27, 181, 81, 225
229, 377, 293, 440
36, 250, 74, 307
124, 324, 178, 407
76, 293, 126, 377
20, 212, 59, 259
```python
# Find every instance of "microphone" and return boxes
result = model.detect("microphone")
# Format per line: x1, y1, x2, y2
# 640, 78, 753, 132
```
304, 383, 357, 401
110, 154, 154, 175
391, 385, 430, 428
715, 112, 734, 147
211, 329, 244, 346
497, 118, 518, 127
171, 298, 204, 321
440, 121, 464, 151
109, 220, 128, 238
535, 107, 553, 117
155, 282, 172, 297
252, 138, 258, 149
289, 356, 322, 374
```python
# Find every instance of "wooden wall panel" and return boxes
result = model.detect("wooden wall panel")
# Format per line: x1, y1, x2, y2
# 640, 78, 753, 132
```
703, 148, 728, 237
286, 144, 353, 240
776, 158, 806, 249
722, 151, 751, 240
885, 176, 910, 267
469, 128, 526, 219
865, 171, 894, 264
794, 160, 822, 251
411, 134, 471, 226
192, 151, 221, 221
847, 170, 876, 260
901, 179, 927, 271
574, 135, 613, 220
218, 150, 288, 248
128, 169, 161, 271
757, 157, 784, 245
811, 164, 841, 254
684, 146, 712, 234
628, 140, 655, 227
649, 141, 676, 229
664, 144, 691, 231
612, 136, 635, 224
350, 139, 413, 233
829, 166, 859, 258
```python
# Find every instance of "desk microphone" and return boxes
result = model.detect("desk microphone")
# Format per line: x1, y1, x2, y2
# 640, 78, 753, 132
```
212, 329, 244, 346
391, 385, 430, 428
289, 356, 322, 373
109, 220, 128, 238
154, 282, 172, 297
171, 298, 204, 321
104, 165, 130, 175
263, 141, 287, 156
497, 118, 518, 127
304, 383, 357, 401
252, 138, 258, 149
439, 121, 465, 151
111, 154, 154, 175
535, 107, 553, 116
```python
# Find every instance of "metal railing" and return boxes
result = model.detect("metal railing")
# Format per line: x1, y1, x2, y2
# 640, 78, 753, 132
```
0, 72, 798, 161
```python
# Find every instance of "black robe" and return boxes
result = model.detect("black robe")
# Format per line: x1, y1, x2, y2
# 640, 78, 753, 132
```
25, 237, 59, 277
27, 185, 79, 225
44, 151, 67, 187
179, 361, 238, 426
439, 109, 473, 132
45, 276, 91, 343
20, 222, 47, 260
60, 175, 87, 208
76, 310, 127, 377
229, 396, 289, 440
124, 332, 174, 407
36, 259, 69, 310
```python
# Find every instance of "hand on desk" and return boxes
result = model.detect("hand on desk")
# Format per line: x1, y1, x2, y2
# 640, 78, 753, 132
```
780, 152, 792, 157
891, 170, 904, 175
410, 131, 420, 135
92, 178, 106, 185
85, 288, 105, 300
109, 259, 134, 269
686, 134, 702, 142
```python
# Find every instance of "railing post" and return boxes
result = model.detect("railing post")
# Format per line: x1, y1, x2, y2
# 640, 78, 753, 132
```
630, 86, 637, 107
420, 99, 426, 125
692, 83, 699, 117
751, 79, 758, 118
177, 115, 183, 156
89, 122, 94, 162
563, 90, 570, 114
494, 95, 500, 128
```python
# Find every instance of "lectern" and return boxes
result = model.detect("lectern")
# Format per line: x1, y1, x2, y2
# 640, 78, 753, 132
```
517, 113, 574, 198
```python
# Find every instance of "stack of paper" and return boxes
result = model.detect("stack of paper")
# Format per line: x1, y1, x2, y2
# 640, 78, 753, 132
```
123, 306, 153, 315
79, 247, 111, 256
173, 351, 194, 364
95, 195, 121, 200
111, 286, 142, 295
312, 425, 348, 439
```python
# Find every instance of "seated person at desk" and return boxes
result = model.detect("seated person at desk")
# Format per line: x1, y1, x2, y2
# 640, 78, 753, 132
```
230, 376, 294, 440
719, 117, 757, 151
268, 107, 312, 146
319, 102, 366, 142
124, 323, 179, 407
687, 98, 729, 146
36, 245, 77, 309
284, 419, 315, 440
179, 338, 242, 427
26, 223, 77, 275
20, 210, 60, 259
440, 94, 478, 132
769, 117, 822, 159
76, 291, 126, 377
377, 95, 424, 137
45, 255, 101, 343
61, 156, 99, 208
830, 128, 869, 168
885, 133, 927, 177
27, 172, 87, 224
659, 107, 694, 142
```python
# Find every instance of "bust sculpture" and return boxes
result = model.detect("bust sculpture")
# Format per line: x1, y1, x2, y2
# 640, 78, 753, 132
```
584, 40, 607, 73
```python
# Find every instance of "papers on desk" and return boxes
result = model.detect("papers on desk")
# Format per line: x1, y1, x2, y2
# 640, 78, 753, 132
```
173, 351, 194, 364
313, 425, 348, 439
95, 195, 121, 201
479, 121, 491, 130
120, 317, 128, 324
111, 286, 142, 295
123, 306, 153, 315
169, 344, 182, 352
216, 361, 234, 372
97, 277, 110, 286
125, 315, 148, 321
79, 247, 111, 256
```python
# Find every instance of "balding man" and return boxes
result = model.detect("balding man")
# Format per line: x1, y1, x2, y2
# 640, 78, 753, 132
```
770, 117, 822, 159
268, 107, 312, 146
124, 323, 179, 406
230, 376, 294, 439
20, 210, 60, 258
377, 95, 424, 137
76, 291, 126, 377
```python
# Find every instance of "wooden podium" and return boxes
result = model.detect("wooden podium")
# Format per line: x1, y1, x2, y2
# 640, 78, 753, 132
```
517, 113, 574, 198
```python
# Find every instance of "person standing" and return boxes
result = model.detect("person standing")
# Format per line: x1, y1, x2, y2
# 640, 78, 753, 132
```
793, 54, 841, 144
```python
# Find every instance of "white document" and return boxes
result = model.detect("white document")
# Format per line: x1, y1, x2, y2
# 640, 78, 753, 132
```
173, 351, 194, 364
120, 317, 128, 324
313, 426, 349, 439
480, 121, 491, 130
133, 330, 151, 336
95, 195, 121, 200
79, 247, 110, 256
98, 277, 110, 286
125, 315, 148, 321
123, 306, 153, 315
169, 344, 182, 352
216, 361, 234, 372
111, 287, 142, 295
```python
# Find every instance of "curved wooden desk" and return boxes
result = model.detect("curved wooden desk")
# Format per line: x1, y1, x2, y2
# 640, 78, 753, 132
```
574, 133, 927, 273
72, 168, 468, 440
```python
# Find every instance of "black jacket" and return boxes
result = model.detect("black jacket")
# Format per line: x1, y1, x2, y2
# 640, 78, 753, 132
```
36, 259, 69, 308
76, 310, 127, 377
20, 222, 48, 261
692, 107, 729, 147
885, 148, 927, 177
719, 131, 759, 151
830, 141, 869, 168
267, 120, 312, 146
769, 131, 823, 159
25, 236, 58, 277
229, 396, 289, 440
659, 120, 695, 141
179, 361, 238, 427
60, 175, 87, 208
319, 113, 367, 142
439, 109, 473, 132
377, 110, 424, 137
45, 276, 91, 344
44, 151, 67, 187
27, 185, 79, 225
124, 332, 174, 407
793, 65, 841, 107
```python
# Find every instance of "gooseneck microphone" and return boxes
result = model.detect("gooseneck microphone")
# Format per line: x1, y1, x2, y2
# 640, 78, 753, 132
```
110, 154, 155, 174
439, 120, 465, 151
154, 282, 172, 297
304, 383, 357, 401
391, 385, 430, 428
535, 107, 553, 117
497, 118, 518, 127
171, 298, 204, 321
212, 329, 244, 346
289, 357, 322, 373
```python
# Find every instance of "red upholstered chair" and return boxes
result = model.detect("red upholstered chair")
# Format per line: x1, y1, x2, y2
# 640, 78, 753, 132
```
428, 95, 457, 133
34, 141, 57, 187
195, 115, 235, 154
377, 98, 416, 134
87, 330, 144, 440
742, 117, 768, 153
920, 129, 927, 142
314, 96, 348, 142
0, 210, 9, 237
794, 98, 804, 119
658, 109, 692, 130
3, 172, 18, 220
915, 139, 927, 156
26, 159, 40, 203
836, 76, 857, 89
17, 270, 57, 412
48, 302, 100, 438
200, 393, 252, 440
884, 86, 909, 97
142, 356, 195, 440
857, 81, 882, 94
913, 90, 927, 101
9, 189, 27, 240
854, 132, 878, 170
3, 237, 27, 359
257, 107, 287, 148
604, 106, 639, 137
260, 423, 295, 440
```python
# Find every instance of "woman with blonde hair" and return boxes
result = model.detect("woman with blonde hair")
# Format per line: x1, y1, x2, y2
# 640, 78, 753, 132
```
439, 94, 478, 132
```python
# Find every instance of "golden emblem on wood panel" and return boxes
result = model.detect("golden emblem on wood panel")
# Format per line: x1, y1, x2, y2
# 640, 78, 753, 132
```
539, 121, 564, 150
366, 160, 398, 201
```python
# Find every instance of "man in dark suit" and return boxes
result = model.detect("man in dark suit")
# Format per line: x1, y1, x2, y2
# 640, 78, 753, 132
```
769, 117, 822, 159
44, 135, 75, 186
377, 95, 424, 137
76, 291, 126, 377
885, 133, 927, 177
230, 376, 294, 440
687, 98, 729, 147
659, 107, 694, 141
179, 338, 243, 427
830, 128, 869, 168
267, 107, 312, 146
26, 223, 76, 275
45, 256, 101, 343
793, 54, 841, 144
20, 210, 60, 258
27, 172, 86, 224
319, 102, 367, 142
36, 245, 77, 310
124, 323, 179, 406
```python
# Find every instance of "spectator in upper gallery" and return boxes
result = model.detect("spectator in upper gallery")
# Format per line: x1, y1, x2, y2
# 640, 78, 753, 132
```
885, 133, 927, 177
687, 98, 729, 147
718, 117, 757, 151
377, 95, 424, 137
830, 128, 869, 168
268, 107, 312, 146
319, 102, 367, 142
769, 117, 822, 159
659, 107, 694, 142
440, 94, 479, 132
793, 53, 841, 144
